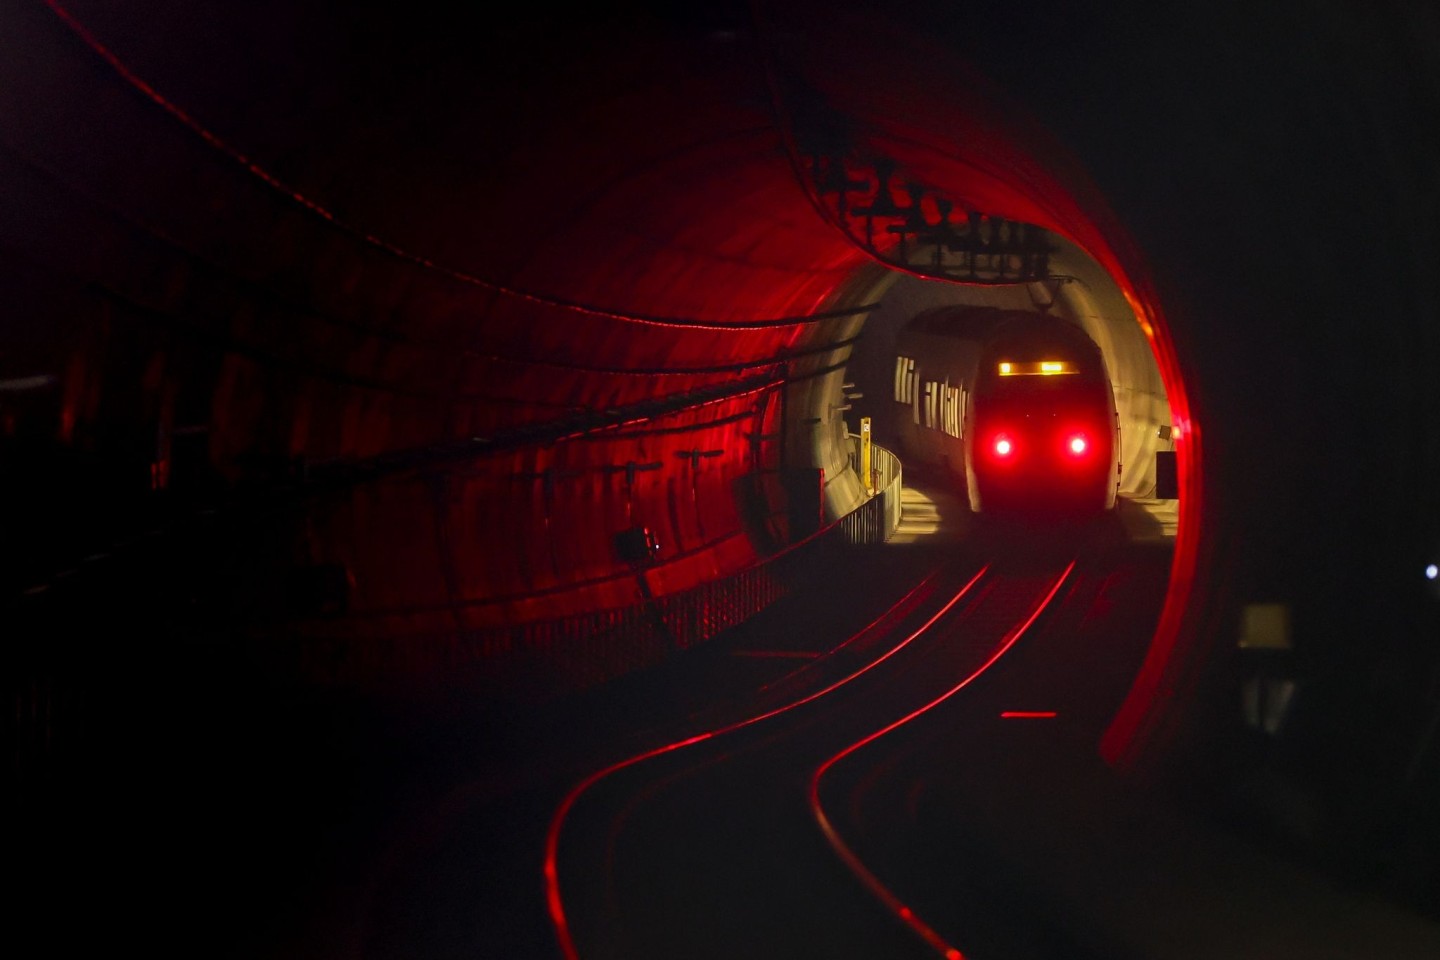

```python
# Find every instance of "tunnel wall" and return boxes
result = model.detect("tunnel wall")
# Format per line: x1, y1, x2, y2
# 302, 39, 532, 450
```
4, 0, 1193, 692
1, 1, 888, 703
1049, 242, 1173, 498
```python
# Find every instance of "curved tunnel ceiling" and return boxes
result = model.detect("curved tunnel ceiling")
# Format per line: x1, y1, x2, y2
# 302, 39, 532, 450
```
4, 0, 1438, 799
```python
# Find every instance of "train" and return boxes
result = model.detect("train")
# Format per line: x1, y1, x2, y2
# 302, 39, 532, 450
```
891, 306, 1119, 515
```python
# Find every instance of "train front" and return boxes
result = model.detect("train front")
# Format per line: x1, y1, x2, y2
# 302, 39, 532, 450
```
967, 322, 1119, 515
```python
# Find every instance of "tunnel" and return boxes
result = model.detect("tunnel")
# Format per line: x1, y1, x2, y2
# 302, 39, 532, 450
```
6, 1, 1440, 957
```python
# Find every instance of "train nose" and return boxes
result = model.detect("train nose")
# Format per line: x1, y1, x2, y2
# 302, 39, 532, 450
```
986, 428, 1100, 468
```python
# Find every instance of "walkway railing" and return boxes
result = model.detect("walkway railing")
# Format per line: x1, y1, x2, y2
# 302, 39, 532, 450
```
338, 446, 907, 701
842, 436, 902, 546
11, 447, 912, 793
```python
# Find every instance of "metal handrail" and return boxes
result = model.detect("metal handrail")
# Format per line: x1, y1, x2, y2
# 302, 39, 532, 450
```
299, 447, 907, 699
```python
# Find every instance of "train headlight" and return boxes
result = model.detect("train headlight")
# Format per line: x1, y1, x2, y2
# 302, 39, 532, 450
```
997, 360, 1075, 376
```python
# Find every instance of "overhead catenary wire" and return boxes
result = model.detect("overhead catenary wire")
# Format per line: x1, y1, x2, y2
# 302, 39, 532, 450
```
1, 143, 866, 383
39, 0, 878, 333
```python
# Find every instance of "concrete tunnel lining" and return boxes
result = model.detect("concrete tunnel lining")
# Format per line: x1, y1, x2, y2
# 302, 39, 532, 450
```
4, 2, 1201, 766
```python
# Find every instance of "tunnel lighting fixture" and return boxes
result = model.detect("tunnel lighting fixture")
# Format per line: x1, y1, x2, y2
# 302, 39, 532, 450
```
1427, 563, 1438, 581
606, 460, 663, 485
998, 360, 1075, 376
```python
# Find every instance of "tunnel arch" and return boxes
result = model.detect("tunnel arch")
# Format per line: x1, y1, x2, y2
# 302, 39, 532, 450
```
4, 0, 1210, 773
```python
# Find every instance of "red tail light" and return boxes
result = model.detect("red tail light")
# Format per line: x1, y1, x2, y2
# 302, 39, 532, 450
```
1067, 434, 1088, 456
993, 436, 1014, 457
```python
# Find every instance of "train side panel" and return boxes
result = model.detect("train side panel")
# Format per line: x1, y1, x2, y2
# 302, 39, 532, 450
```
891, 328, 983, 481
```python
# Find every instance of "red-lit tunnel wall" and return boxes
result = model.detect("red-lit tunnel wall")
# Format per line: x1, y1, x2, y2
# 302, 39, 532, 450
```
1, 2, 1204, 766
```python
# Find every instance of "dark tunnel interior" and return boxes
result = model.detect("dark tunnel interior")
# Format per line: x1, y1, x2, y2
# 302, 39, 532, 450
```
5, 0, 1440, 956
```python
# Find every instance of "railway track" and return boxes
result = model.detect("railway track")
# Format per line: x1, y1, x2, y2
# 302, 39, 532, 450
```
547, 555, 1080, 960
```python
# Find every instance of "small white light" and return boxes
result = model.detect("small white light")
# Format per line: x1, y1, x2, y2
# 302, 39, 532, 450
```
1427, 563, 1438, 581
